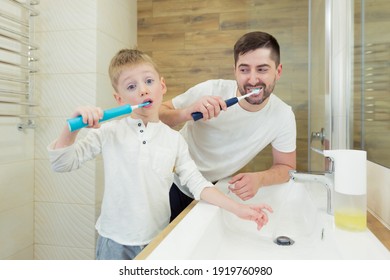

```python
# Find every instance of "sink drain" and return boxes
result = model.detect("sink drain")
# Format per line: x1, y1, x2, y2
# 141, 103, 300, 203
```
274, 236, 295, 246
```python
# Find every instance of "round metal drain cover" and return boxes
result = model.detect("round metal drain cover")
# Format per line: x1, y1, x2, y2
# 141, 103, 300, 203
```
274, 236, 295, 246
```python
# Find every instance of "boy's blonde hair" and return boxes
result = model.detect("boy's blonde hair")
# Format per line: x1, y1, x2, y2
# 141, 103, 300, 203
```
109, 49, 159, 91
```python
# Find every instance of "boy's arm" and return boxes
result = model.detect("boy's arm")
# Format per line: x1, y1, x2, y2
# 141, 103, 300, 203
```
200, 186, 273, 230
54, 126, 79, 149
173, 133, 272, 229
48, 106, 104, 172
54, 106, 103, 149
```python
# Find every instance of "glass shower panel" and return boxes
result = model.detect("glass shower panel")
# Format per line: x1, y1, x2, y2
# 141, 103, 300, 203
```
354, 0, 390, 168
309, 0, 355, 171
308, 0, 329, 171
310, 0, 390, 169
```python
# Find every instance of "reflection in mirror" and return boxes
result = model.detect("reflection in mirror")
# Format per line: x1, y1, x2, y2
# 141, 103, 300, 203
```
354, 0, 390, 168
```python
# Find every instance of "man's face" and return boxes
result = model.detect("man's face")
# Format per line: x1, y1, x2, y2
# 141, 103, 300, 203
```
234, 48, 282, 105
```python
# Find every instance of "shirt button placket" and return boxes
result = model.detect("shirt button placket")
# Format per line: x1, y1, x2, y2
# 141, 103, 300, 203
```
138, 122, 146, 145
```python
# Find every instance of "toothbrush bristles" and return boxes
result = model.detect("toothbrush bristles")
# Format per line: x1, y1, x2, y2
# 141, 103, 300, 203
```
250, 87, 263, 94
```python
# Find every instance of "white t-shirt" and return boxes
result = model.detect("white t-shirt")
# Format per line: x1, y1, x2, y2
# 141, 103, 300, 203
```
47, 117, 211, 246
173, 79, 296, 193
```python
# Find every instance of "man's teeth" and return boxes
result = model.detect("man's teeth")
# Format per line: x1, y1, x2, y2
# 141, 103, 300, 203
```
249, 88, 262, 94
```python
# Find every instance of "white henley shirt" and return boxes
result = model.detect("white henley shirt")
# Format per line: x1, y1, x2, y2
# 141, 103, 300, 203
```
48, 117, 212, 246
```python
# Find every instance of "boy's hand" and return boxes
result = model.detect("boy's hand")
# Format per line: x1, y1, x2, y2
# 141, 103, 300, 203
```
236, 203, 273, 230
53, 105, 104, 149
72, 106, 104, 129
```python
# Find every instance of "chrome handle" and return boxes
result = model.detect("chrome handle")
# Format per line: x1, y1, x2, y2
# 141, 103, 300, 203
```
310, 128, 325, 145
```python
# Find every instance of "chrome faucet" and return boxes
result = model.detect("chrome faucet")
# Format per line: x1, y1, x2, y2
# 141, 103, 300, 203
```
289, 163, 334, 215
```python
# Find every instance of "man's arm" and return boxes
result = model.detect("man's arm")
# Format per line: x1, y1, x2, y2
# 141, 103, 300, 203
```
262, 147, 296, 184
159, 97, 227, 128
159, 100, 192, 128
228, 148, 296, 200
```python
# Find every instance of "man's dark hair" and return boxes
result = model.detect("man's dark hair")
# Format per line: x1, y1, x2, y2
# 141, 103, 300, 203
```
234, 31, 280, 67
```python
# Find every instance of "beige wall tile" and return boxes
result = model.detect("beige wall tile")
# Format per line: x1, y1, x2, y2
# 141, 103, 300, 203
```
0, 161, 34, 213
0, 203, 34, 259
6, 246, 34, 260
35, 159, 96, 204
36, 30, 97, 74
35, 244, 94, 260
35, 0, 97, 32
35, 202, 96, 248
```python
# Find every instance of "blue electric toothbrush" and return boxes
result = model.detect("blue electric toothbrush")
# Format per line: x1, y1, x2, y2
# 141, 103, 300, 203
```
191, 88, 262, 121
67, 101, 151, 132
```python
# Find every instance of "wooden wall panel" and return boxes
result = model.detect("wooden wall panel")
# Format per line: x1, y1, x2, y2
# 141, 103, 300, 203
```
137, 0, 309, 171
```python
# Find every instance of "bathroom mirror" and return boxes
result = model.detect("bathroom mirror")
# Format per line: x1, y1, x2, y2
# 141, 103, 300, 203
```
308, 0, 390, 170
353, 0, 390, 168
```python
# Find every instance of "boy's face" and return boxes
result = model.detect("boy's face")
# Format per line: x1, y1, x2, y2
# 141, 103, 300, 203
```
234, 48, 282, 106
114, 63, 166, 121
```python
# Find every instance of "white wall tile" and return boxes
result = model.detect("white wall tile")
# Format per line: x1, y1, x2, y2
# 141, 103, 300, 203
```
35, 73, 97, 117
35, 244, 94, 260
0, 118, 34, 163
36, 0, 97, 32
97, 0, 137, 45
96, 72, 117, 108
36, 30, 97, 74
34, 117, 89, 160
95, 31, 136, 110
35, 160, 95, 204
0, 161, 34, 213
0, 203, 34, 259
6, 246, 34, 260
35, 159, 96, 204
96, 31, 133, 76
35, 202, 96, 248
34, 117, 64, 160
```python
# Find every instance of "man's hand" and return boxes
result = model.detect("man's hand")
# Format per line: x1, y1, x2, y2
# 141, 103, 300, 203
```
186, 95, 227, 121
228, 172, 262, 201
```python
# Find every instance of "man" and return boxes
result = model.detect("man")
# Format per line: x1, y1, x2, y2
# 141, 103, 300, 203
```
159, 31, 296, 221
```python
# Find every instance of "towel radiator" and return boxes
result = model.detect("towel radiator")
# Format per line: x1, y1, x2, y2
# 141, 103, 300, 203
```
0, 0, 39, 131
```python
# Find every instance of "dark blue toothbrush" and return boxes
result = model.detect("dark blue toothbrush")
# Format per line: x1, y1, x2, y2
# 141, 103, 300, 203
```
191, 88, 261, 121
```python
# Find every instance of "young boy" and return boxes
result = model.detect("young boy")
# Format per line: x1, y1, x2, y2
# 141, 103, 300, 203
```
47, 49, 272, 260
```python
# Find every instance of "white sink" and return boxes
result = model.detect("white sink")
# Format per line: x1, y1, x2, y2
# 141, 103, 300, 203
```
146, 179, 390, 260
